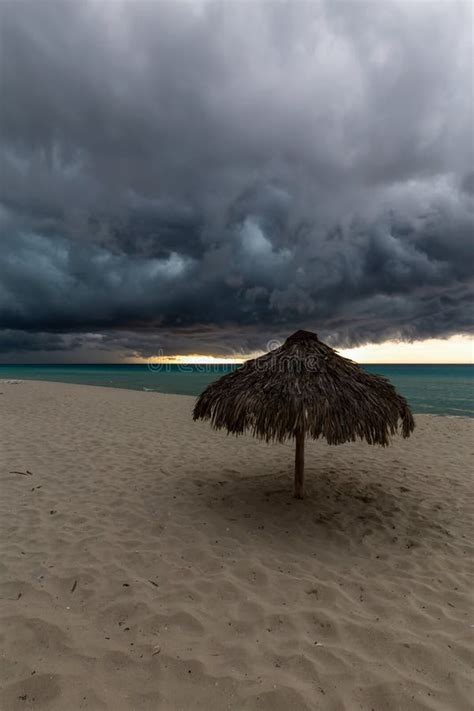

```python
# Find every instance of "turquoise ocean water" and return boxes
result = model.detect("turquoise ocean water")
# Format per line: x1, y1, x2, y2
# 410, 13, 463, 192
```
0, 363, 472, 417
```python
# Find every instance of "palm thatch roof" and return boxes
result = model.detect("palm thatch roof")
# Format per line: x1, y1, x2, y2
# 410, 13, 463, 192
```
193, 329, 415, 447
194, 329, 415, 498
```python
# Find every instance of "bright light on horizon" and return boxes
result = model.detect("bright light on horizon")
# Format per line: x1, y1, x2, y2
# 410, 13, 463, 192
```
139, 354, 247, 365
338, 335, 473, 364
130, 334, 473, 365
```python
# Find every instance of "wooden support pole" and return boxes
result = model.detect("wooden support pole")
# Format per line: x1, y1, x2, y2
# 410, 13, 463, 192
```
294, 430, 305, 499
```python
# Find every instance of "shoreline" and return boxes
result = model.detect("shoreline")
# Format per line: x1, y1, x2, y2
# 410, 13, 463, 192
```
1, 378, 472, 420
1, 380, 473, 710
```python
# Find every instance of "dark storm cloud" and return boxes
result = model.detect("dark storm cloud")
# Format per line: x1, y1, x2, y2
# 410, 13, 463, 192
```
0, 0, 473, 359
0, 329, 78, 354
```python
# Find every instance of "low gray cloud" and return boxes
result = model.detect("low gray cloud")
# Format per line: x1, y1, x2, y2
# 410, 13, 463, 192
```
0, 0, 473, 359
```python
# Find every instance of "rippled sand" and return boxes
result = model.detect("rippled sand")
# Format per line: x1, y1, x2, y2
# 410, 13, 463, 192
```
0, 380, 472, 710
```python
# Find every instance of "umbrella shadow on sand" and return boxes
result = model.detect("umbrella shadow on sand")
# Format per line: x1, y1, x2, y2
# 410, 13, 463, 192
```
187, 465, 451, 552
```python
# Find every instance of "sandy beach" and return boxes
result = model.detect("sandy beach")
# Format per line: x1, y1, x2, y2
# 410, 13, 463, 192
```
0, 379, 472, 711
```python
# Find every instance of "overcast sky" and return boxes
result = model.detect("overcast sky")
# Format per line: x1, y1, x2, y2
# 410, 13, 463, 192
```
0, 0, 473, 361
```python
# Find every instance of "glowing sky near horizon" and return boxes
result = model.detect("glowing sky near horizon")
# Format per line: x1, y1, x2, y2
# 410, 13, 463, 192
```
135, 335, 473, 365
339, 335, 473, 364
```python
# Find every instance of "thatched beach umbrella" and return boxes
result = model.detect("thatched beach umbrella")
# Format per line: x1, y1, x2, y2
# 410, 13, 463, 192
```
193, 330, 415, 498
